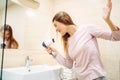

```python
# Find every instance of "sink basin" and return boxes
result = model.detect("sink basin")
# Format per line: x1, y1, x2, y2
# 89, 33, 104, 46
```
2, 65, 63, 80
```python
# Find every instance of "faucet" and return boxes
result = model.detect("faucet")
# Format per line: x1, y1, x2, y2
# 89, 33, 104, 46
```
25, 56, 32, 72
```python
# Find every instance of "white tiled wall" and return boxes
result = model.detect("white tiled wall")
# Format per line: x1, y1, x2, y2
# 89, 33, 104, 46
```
0, 0, 120, 80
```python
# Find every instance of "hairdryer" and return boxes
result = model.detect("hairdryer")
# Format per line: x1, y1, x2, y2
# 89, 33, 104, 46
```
42, 38, 55, 48
0, 41, 6, 48
42, 38, 55, 57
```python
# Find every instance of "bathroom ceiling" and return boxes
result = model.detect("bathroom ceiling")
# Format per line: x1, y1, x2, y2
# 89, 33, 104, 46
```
0, 0, 14, 10
11, 0, 40, 9
0, 0, 41, 10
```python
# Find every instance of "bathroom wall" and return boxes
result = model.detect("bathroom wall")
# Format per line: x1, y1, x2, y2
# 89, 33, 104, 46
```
0, 0, 120, 80
0, 49, 59, 68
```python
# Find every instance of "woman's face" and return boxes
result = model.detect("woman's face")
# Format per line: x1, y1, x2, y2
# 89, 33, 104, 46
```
5, 30, 10, 40
53, 20, 67, 36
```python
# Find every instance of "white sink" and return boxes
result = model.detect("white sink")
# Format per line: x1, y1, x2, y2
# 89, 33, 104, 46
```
2, 65, 63, 80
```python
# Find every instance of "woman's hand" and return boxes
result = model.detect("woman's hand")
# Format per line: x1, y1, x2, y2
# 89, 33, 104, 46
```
102, 0, 119, 31
102, 0, 112, 21
45, 46, 58, 57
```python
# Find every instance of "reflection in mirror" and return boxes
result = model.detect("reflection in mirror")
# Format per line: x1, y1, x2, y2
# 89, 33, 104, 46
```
0, 24, 19, 49
0, 0, 19, 49
0, 0, 53, 49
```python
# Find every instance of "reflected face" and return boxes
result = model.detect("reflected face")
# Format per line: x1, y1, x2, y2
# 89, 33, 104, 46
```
53, 20, 67, 36
5, 30, 10, 40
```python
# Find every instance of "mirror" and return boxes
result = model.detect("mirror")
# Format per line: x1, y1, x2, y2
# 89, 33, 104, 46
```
0, 0, 20, 49
0, 0, 54, 49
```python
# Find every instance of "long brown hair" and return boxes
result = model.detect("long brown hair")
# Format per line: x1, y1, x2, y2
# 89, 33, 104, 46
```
0, 24, 19, 48
52, 11, 75, 54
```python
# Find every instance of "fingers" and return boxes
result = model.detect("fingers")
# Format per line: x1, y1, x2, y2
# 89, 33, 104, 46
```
45, 46, 57, 53
108, 0, 111, 2
44, 46, 58, 57
107, 0, 111, 4
107, 0, 112, 9
45, 46, 53, 54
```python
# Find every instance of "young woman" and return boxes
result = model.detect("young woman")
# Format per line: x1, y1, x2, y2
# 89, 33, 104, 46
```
0, 24, 19, 49
45, 0, 120, 80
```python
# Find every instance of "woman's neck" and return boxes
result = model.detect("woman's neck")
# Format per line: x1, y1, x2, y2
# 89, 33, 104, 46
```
67, 25, 77, 36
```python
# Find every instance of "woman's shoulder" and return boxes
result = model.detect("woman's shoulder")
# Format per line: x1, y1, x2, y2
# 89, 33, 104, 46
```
79, 24, 98, 27
77, 24, 93, 30
78, 24, 101, 30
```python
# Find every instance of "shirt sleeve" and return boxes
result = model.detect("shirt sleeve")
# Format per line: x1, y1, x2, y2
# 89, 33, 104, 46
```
55, 54, 73, 69
87, 25, 120, 41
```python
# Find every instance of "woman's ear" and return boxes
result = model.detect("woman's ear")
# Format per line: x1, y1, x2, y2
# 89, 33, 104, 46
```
63, 32, 70, 40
